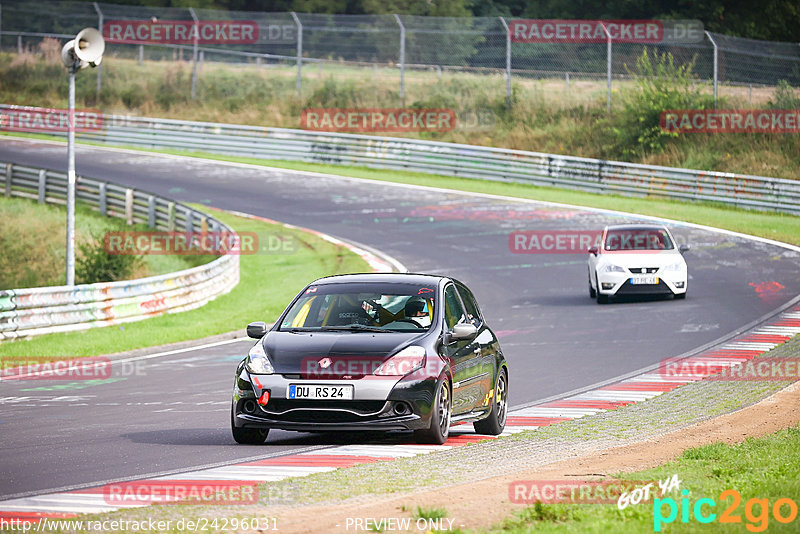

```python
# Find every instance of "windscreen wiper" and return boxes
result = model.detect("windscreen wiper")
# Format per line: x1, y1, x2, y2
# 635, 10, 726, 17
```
320, 325, 389, 333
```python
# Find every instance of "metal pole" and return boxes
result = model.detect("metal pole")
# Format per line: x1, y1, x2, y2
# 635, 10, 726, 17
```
138, 44, 143, 65
499, 17, 511, 105
602, 23, 611, 111
290, 12, 302, 96
66, 67, 76, 286
705, 31, 718, 107
393, 14, 405, 105
93, 2, 103, 97
189, 7, 198, 99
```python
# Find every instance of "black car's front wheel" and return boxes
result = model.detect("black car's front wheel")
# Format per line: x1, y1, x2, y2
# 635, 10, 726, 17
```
474, 368, 508, 435
231, 402, 269, 444
414, 378, 451, 445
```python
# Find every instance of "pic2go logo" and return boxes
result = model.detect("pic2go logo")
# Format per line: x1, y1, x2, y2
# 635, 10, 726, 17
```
654, 489, 798, 532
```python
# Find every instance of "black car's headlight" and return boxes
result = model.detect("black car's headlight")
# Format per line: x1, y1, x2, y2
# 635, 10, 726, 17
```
246, 342, 275, 374
374, 345, 425, 376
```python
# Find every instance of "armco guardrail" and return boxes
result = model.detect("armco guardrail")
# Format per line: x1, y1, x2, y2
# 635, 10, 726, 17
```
4, 106, 793, 216
3, 105, 800, 216
0, 160, 239, 340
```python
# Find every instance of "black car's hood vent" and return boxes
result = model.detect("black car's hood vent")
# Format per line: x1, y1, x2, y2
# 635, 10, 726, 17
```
263, 331, 424, 376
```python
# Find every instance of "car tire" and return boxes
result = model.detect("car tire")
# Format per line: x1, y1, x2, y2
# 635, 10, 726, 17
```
589, 275, 597, 298
675, 292, 686, 300
231, 403, 269, 444
414, 378, 451, 445
474, 368, 508, 435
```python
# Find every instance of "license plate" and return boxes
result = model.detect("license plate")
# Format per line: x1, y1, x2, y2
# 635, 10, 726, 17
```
287, 384, 354, 400
630, 275, 659, 285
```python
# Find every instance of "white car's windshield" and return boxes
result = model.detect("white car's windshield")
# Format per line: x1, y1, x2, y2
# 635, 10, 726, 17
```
604, 228, 674, 251
280, 282, 437, 332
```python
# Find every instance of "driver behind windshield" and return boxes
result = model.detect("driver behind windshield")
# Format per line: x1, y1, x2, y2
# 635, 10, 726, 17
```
404, 296, 431, 328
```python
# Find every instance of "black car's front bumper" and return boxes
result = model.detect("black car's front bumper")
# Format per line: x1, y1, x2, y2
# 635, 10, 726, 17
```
232, 366, 438, 432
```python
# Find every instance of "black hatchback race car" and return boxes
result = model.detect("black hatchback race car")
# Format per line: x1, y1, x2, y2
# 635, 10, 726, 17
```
231, 273, 508, 445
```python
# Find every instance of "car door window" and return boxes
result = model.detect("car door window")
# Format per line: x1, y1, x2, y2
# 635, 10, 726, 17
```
444, 284, 466, 330
455, 283, 483, 328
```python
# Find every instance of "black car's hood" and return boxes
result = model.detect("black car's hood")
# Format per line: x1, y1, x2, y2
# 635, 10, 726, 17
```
262, 330, 425, 376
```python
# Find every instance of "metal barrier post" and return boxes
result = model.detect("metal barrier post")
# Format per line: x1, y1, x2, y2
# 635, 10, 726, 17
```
4, 163, 11, 197
98, 182, 107, 215
38, 169, 46, 203
189, 7, 198, 99
138, 44, 143, 65
393, 14, 405, 105
290, 12, 302, 96
125, 188, 134, 225
93, 2, 103, 97
147, 195, 156, 228
499, 17, 511, 106
705, 31, 718, 107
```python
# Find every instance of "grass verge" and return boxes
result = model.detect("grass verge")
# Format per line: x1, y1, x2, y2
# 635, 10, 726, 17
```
496, 425, 800, 533
0, 196, 207, 289
0, 207, 370, 357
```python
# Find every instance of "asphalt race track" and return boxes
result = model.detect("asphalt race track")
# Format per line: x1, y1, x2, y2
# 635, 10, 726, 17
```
2, 138, 800, 499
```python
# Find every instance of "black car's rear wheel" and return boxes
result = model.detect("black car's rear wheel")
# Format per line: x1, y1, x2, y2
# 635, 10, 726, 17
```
414, 378, 451, 445
231, 402, 269, 444
474, 368, 508, 435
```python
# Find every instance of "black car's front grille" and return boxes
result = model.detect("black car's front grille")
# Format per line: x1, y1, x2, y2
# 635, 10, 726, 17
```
256, 399, 391, 424
628, 267, 659, 274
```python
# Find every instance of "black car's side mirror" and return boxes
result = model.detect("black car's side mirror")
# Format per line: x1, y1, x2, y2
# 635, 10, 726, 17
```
445, 323, 477, 344
247, 321, 268, 339
679, 244, 690, 254
588, 246, 598, 255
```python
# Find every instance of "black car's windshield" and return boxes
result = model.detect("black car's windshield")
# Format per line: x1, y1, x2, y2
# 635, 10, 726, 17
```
604, 228, 674, 251
279, 282, 437, 332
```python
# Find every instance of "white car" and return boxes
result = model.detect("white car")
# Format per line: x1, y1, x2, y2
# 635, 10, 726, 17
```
588, 224, 689, 304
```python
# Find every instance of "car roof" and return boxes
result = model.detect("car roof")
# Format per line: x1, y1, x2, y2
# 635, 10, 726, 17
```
310, 272, 450, 286
605, 223, 669, 231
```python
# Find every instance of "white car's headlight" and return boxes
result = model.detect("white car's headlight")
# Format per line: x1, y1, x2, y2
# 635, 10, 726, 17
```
664, 262, 685, 272
601, 264, 626, 273
246, 342, 274, 374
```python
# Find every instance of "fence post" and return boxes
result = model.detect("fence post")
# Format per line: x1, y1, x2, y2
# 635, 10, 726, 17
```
93, 2, 103, 97
290, 12, 302, 96
498, 17, 511, 106
138, 44, 143, 65
601, 23, 612, 111
189, 7, 199, 99
17, 34, 21, 54
705, 31, 718, 107
393, 14, 406, 105
167, 201, 175, 230
38, 169, 46, 203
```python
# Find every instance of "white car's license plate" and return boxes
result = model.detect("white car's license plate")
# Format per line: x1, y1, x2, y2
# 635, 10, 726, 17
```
630, 275, 659, 285
287, 384, 354, 400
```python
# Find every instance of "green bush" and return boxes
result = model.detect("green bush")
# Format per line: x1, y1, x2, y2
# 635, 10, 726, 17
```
606, 49, 715, 158
76, 229, 141, 284
767, 80, 800, 109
